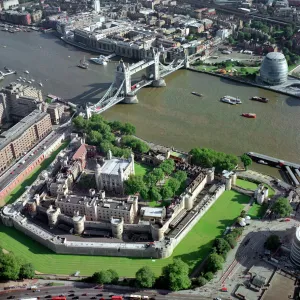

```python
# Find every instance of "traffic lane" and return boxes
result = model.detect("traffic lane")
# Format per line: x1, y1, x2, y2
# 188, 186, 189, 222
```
0, 131, 62, 190
0, 287, 211, 300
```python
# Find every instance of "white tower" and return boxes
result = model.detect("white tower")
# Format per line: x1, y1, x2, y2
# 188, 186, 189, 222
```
94, 0, 100, 13
95, 163, 102, 191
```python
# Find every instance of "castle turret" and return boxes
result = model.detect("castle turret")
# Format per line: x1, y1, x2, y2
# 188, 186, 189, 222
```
95, 163, 102, 190
73, 211, 85, 234
111, 217, 124, 239
46, 205, 61, 228
107, 149, 112, 160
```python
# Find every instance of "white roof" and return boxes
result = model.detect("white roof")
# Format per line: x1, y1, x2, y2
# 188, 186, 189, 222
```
141, 207, 164, 218
101, 158, 130, 176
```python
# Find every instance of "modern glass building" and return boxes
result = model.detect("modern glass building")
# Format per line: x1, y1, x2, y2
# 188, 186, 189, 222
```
291, 227, 300, 266
260, 52, 288, 85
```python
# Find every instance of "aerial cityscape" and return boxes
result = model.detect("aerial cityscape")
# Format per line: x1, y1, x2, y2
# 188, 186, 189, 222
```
1, 0, 300, 299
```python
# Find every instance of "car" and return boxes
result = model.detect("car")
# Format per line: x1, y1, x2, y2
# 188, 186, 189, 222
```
69, 294, 75, 297
82, 294, 88, 296
69, 291, 75, 293
97, 294, 103, 297
45, 296, 51, 299
7, 296, 16, 299
72, 297, 79, 300
90, 297, 97, 299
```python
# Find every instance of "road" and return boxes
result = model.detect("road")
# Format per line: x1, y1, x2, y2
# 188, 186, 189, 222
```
0, 286, 212, 300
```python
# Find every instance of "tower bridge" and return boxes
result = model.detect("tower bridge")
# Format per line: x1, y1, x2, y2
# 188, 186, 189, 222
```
88, 48, 193, 114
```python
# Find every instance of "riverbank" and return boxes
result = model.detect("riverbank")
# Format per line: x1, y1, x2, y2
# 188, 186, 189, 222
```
188, 67, 300, 99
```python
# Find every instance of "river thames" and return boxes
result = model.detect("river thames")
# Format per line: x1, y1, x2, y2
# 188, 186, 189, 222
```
1, 30, 300, 178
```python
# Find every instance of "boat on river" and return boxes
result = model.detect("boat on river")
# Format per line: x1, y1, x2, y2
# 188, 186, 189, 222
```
258, 159, 268, 165
78, 56, 89, 69
191, 92, 203, 97
220, 95, 242, 105
250, 96, 268, 103
90, 55, 108, 65
242, 113, 256, 118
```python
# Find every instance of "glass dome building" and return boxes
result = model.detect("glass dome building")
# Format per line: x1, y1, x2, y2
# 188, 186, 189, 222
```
260, 52, 288, 85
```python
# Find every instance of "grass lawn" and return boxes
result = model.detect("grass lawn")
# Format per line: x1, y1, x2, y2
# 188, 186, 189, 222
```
248, 202, 268, 219
0, 190, 250, 277
134, 162, 153, 177
236, 179, 258, 191
1, 142, 69, 207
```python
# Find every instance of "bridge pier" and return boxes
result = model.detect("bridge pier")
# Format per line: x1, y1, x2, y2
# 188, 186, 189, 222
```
123, 93, 138, 104
152, 78, 166, 87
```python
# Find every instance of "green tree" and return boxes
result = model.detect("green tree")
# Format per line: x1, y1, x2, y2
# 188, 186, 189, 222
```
107, 269, 119, 284
173, 170, 187, 184
73, 116, 87, 132
167, 178, 180, 193
238, 31, 245, 42
240, 154, 252, 170
152, 168, 165, 182
244, 32, 251, 40
225, 234, 237, 249
264, 234, 281, 251
124, 175, 146, 195
214, 238, 231, 258
197, 276, 207, 287
206, 253, 224, 273
145, 172, 158, 187
162, 258, 191, 291
204, 272, 214, 281
284, 26, 294, 39
87, 130, 103, 146
0, 253, 21, 281
99, 141, 114, 154
109, 120, 123, 132
121, 122, 136, 135
227, 36, 235, 44
272, 197, 293, 217
122, 136, 150, 153
161, 185, 174, 200
135, 266, 156, 288
19, 263, 35, 279
269, 37, 275, 44
140, 187, 149, 200
160, 159, 175, 175
92, 270, 112, 284
149, 187, 162, 203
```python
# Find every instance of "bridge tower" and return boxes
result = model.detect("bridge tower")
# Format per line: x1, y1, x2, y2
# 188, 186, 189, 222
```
184, 52, 190, 69
115, 59, 138, 104
146, 48, 166, 87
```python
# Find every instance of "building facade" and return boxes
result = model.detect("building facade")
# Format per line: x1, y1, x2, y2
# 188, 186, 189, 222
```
0, 110, 52, 174
95, 151, 135, 194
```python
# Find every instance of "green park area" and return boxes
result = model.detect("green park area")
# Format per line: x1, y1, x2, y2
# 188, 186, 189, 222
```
236, 179, 275, 197
1, 142, 69, 207
0, 190, 250, 277
134, 162, 153, 177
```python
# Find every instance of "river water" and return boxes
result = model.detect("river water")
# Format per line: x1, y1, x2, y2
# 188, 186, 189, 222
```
1, 31, 300, 178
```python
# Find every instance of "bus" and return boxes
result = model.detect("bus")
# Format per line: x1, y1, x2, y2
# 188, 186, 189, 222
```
130, 295, 141, 300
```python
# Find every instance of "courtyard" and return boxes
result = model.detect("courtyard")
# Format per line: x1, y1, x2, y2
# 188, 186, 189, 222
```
0, 190, 250, 277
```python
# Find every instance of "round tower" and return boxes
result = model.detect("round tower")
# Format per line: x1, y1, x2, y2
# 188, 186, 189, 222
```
111, 217, 124, 239
46, 206, 60, 227
231, 173, 237, 185
150, 222, 164, 241
184, 194, 193, 210
225, 178, 232, 190
73, 213, 85, 235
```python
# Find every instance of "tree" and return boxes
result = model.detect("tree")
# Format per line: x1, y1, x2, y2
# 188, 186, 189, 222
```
140, 187, 149, 200
135, 266, 156, 288
204, 272, 214, 281
214, 238, 231, 258
240, 210, 246, 218
264, 235, 281, 251
109, 120, 123, 132
149, 187, 162, 203
145, 172, 158, 187
121, 122, 136, 135
72, 116, 87, 132
162, 259, 191, 291
284, 26, 294, 39
160, 159, 175, 175
237, 31, 245, 42
161, 185, 174, 200
197, 276, 207, 287
167, 178, 180, 193
244, 32, 251, 41
87, 130, 103, 146
152, 168, 165, 182
124, 175, 146, 195
122, 136, 150, 153
269, 37, 275, 44
206, 253, 224, 273
107, 269, 119, 284
240, 154, 252, 170
92, 270, 112, 284
272, 197, 293, 217
173, 171, 187, 184
225, 234, 237, 249
227, 36, 234, 44
19, 263, 35, 279
0, 253, 21, 280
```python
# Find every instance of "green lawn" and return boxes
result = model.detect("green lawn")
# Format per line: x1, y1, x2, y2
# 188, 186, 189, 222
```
236, 179, 275, 197
134, 162, 153, 177
236, 179, 258, 191
2, 141, 69, 206
248, 202, 268, 219
0, 190, 250, 277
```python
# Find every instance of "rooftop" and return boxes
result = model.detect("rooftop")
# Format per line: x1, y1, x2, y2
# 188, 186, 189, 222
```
101, 158, 131, 176
141, 207, 164, 218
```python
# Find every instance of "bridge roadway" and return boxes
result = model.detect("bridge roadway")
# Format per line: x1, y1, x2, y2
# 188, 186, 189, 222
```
0, 285, 211, 300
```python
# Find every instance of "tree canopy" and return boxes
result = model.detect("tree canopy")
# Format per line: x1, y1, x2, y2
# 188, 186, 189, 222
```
189, 148, 238, 172
197, 276, 207, 287
160, 159, 175, 175
162, 258, 191, 291
240, 154, 252, 170
264, 235, 281, 251
121, 136, 150, 153
92, 270, 112, 284
135, 266, 156, 288
206, 253, 224, 273
124, 175, 146, 195
214, 238, 231, 258
19, 263, 35, 279
0, 252, 21, 281
272, 197, 293, 217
